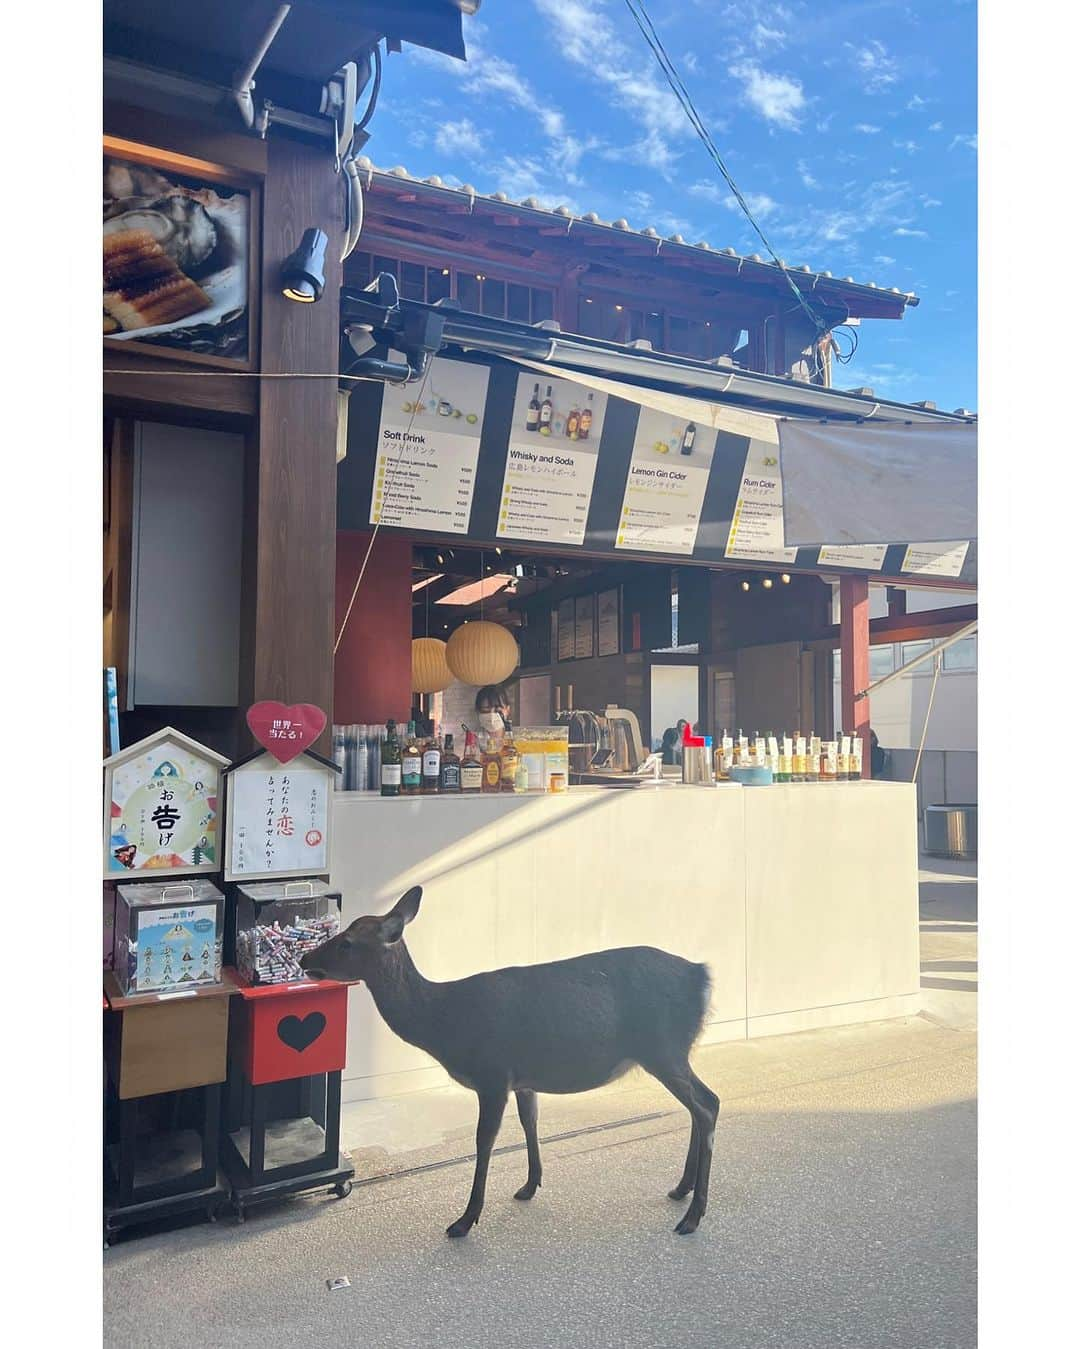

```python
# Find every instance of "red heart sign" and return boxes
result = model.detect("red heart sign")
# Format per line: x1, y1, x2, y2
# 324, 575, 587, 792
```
246, 702, 327, 764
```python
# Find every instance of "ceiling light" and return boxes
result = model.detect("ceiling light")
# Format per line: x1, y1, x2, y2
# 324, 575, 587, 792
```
781, 573, 791, 584
741, 580, 751, 592
280, 228, 328, 303
762, 577, 773, 589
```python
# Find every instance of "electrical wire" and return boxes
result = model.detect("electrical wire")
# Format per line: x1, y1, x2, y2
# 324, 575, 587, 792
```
621, 0, 828, 340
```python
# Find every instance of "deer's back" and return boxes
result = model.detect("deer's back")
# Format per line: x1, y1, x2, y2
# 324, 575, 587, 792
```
430, 945, 711, 1095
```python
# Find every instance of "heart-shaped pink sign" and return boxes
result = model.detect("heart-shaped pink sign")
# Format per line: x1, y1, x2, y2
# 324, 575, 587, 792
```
246, 702, 327, 764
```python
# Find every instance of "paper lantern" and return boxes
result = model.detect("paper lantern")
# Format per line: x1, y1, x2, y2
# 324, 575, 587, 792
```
411, 637, 454, 693
445, 621, 519, 687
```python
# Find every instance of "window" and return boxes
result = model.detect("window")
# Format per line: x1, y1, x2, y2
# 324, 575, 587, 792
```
900, 640, 933, 672
869, 645, 896, 679
348, 252, 555, 321
943, 636, 977, 671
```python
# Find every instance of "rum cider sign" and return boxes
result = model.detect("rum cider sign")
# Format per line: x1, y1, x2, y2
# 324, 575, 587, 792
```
497, 372, 609, 546
369, 356, 490, 534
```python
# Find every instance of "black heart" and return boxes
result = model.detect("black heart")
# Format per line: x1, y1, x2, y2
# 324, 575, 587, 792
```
277, 1012, 326, 1053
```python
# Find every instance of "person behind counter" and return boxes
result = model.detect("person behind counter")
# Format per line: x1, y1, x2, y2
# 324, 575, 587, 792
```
474, 684, 512, 738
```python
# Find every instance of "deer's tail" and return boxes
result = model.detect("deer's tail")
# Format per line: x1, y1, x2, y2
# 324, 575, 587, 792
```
691, 961, 712, 1044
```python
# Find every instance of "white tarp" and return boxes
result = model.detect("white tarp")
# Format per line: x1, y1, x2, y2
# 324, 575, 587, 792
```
777, 419, 976, 546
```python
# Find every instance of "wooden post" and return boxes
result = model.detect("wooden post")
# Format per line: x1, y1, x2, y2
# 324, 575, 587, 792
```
839, 575, 871, 777
244, 137, 344, 755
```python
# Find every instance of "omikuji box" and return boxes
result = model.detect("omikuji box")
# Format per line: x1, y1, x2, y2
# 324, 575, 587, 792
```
113, 880, 225, 996
235, 880, 341, 986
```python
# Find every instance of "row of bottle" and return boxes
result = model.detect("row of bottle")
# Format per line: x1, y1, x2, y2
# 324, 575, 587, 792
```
378, 719, 530, 797
717, 730, 865, 782
524, 383, 595, 440
332, 723, 398, 792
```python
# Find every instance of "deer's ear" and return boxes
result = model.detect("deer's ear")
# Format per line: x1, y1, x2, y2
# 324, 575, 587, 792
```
377, 913, 405, 944
393, 886, 423, 926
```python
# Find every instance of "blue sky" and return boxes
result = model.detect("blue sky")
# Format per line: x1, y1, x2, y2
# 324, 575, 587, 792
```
372, 0, 976, 410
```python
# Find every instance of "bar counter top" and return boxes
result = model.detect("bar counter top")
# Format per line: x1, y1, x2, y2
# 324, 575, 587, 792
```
330, 781, 920, 1103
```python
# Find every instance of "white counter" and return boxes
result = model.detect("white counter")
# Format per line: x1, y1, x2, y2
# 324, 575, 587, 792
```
329, 782, 920, 1103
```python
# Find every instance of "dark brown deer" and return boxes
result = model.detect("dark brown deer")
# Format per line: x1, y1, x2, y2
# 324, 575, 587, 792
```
301, 886, 721, 1238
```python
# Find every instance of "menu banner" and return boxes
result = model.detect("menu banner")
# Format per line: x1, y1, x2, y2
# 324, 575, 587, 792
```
557, 597, 575, 661
496, 373, 608, 545
900, 541, 971, 578
817, 544, 889, 571
370, 357, 490, 534
724, 440, 798, 563
615, 408, 716, 555
597, 588, 620, 656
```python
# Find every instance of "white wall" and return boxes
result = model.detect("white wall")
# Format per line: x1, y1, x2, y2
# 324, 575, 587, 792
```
650, 664, 700, 748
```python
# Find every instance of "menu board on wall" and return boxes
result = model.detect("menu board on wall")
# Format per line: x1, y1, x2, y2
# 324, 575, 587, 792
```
574, 594, 595, 659
369, 356, 490, 533
724, 440, 799, 563
900, 541, 971, 578
615, 409, 716, 555
817, 544, 889, 571
225, 759, 331, 880
496, 373, 609, 545
597, 588, 620, 656
557, 597, 575, 661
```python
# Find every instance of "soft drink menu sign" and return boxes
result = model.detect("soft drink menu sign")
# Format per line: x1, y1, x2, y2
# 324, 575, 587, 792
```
496, 373, 609, 545
369, 356, 490, 534
615, 407, 717, 555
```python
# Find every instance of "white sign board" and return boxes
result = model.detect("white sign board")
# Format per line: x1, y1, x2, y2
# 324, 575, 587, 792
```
370, 357, 490, 534
615, 408, 716, 555
724, 440, 798, 563
817, 544, 889, 571
225, 754, 332, 881
496, 373, 608, 545
900, 541, 971, 579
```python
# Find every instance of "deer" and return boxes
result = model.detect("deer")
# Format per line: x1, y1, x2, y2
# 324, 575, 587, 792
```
301, 886, 721, 1238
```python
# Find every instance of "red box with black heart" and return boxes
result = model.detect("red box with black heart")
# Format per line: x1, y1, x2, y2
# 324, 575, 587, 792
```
238, 979, 349, 1085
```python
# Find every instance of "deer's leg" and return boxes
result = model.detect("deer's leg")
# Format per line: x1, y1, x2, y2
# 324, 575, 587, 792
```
513, 1089, 542, 1200
668, 1112, 700, 1201
447, 1089, 507, 1238
644, 1060, 719, 1235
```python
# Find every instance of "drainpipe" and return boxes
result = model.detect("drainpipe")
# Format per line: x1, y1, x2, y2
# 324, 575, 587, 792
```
233, 4, 291, 129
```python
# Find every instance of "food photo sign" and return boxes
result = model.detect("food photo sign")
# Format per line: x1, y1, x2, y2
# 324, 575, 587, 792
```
103, 151, 252, 363
224, 703, 338, 882
103, 728, 228, 879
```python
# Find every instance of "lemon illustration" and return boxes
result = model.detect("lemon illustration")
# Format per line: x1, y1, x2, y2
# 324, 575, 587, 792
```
466, 413, 478, 424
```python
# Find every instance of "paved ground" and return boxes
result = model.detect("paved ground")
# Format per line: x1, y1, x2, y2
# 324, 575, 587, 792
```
104, 856, 976, 1349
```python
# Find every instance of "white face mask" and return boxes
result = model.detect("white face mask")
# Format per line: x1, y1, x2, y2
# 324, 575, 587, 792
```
479, 711, 503, 733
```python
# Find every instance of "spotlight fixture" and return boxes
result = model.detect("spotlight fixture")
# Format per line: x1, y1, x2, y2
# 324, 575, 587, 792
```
281, 228, 328, 303
436, 553, 445, 565
741, 580, 751, 592
762, 577, 773, 589
495, 546, 502, 555
781, 573, 791, 584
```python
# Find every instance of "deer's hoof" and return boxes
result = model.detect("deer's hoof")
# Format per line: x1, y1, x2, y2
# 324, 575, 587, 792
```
446, 1214, 478, 1238
674, 1208, 703, 1236
514, 1181, 539, 1201
668, 1183, 692, 1201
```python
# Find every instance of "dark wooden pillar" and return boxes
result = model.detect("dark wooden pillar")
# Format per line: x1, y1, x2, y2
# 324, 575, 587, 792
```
839, 575, 870, 778
244, 137, 344, 754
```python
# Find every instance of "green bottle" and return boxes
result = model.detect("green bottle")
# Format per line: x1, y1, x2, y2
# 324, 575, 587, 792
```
380, 720, 401, 797
401, 720, 422, 794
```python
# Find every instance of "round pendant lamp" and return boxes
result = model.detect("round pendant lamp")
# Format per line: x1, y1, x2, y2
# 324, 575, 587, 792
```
411, 637, 454, 694
445, 620, 519, 687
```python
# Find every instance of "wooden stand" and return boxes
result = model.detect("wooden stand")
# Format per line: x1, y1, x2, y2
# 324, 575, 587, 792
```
103, 970, 241, 1245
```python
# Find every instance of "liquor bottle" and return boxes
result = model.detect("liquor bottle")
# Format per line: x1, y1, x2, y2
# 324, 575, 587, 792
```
680, 421, 696, 455
499, 719, 520, 792
808, 735, 821, 784
566, 406, 580, 440
578, 392, 594, 440
837, 733, 852, 782
821, 739, 838, 782
460, 728, 483, 792
401, 720, 422, 794
422, 732, 441, 793
754, 733, 767, 768
539, 385, 553, 433
380, 719, 402, 797
793, 731, 806, 783
526, 382, 541, 432
439, 733, 461, 791
481, 731, 502, 793
332, 725, 347, 790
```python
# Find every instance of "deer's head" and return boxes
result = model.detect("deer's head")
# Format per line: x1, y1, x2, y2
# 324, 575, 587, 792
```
300, 886, 422, 983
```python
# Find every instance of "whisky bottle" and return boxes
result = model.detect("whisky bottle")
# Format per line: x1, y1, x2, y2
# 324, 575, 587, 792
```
460, 729, 483, 792
499, 719, 520, 792
481, 731, 502, 792
526, 382, 540, 433
380, 719, 402, 797
539, 385, 553, 433
578, 392, 594, 440
680, 421, 696, 455
401, 720, 422, 794
566, 406, 580, 440
439, 733, 461, 791
421, 732, 441, 793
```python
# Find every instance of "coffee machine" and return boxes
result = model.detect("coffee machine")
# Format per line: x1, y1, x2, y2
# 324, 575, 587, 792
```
558, 704, 647, 784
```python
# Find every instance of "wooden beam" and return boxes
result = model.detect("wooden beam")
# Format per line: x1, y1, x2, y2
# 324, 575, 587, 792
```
811, 604, 977, 650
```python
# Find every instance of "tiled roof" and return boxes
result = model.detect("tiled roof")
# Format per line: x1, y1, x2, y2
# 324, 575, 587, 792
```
354, 157, 919, 309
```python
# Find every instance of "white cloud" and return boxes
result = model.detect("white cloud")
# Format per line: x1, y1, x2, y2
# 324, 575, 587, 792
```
854, 123, 881, 134
846, 39, 898, 94
683, 51, 701, 74
906, 94, 927, 110
894, 227, 928, 238
723, 191, 779, 219
873, 255, 897, 267
892, 139, 919, 154
433, 118, 487, 157
797, 158, 819, 189
728, 62, 806, 130
689, 179, 726, 203
751, 22, 787, 49
920, 195, 943, 208
950, 133, 978, 151
929, 121, 944, 132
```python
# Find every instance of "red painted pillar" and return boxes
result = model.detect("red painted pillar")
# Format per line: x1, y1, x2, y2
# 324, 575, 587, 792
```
839, 575, 871, 778
333, 531, 413, 724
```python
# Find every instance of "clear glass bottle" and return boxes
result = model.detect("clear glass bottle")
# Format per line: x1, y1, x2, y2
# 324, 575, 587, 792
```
402, 720, 422, 794
422, 730, 441, 793
460, 729, 483, 792
380, 720, 401, 797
